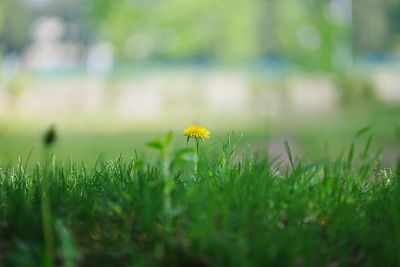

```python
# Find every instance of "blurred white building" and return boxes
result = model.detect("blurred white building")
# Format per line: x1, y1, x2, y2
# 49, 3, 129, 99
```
87, 42, 114, 76
24, 16, 82, 71
374, 70, 400, 102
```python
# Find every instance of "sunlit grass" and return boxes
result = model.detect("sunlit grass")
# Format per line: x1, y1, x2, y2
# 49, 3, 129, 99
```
0, 130, 399, 266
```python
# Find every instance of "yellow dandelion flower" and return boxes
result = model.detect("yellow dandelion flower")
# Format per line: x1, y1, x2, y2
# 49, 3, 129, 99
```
183, 125, 210, 140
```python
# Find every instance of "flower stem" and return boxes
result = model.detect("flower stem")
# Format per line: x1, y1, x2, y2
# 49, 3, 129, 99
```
194, 138, 199, 175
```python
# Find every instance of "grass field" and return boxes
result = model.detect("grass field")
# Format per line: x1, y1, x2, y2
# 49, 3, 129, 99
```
0, 125, 399, 266
1, 103, 399, 165
1, 0, 400, 265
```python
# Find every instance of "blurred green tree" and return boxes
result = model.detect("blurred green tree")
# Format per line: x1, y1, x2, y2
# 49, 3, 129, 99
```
0, 0, 34, 54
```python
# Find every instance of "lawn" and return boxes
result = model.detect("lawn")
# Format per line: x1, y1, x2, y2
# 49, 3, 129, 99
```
0, 102, 399, 166
0, 127, 399, 266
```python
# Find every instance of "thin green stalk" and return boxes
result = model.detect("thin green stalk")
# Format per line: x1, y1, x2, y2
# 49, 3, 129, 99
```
194, 138, 199, 175
162, 177, 174, 231
41, 175, 54, 267
41, 151, 55, 267
162, 145, 173, 230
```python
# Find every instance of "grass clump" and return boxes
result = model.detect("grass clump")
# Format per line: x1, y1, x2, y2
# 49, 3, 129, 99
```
0, 132, 399, 267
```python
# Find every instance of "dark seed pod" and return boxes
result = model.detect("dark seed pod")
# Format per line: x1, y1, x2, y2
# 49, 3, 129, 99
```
43, 125, 57, 148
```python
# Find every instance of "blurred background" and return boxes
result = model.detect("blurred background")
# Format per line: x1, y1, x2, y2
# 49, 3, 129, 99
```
0, 0, 399, 164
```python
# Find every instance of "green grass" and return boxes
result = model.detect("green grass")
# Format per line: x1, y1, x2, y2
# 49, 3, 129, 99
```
1, 101, 399, 165
0, 131, 399, 267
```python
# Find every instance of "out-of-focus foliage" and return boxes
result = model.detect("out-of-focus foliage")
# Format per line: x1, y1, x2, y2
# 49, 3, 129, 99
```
354, 0, 400, 54
0, 0, 399, 67
0, 0, 34, 53
90, 0, 259, 62
88, 0, 398, 66
90, 0, 347, 66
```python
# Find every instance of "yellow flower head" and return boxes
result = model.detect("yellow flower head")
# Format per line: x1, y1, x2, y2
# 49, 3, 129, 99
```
183, 125, 210, 140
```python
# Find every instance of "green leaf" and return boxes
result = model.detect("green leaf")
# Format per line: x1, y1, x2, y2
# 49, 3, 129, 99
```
170, 147, 196, 170
164, 131, 174, 147
146, 140, 163, 150
56, 220, 81, 267
174, 147, 196, 161
108, 201, 123, 217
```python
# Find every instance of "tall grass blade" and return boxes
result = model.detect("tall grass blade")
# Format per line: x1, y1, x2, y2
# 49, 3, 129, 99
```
347, 142, 355, 171
284, 140, 295, 171
356, 125, 372, 138
362, 134, 373, 159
